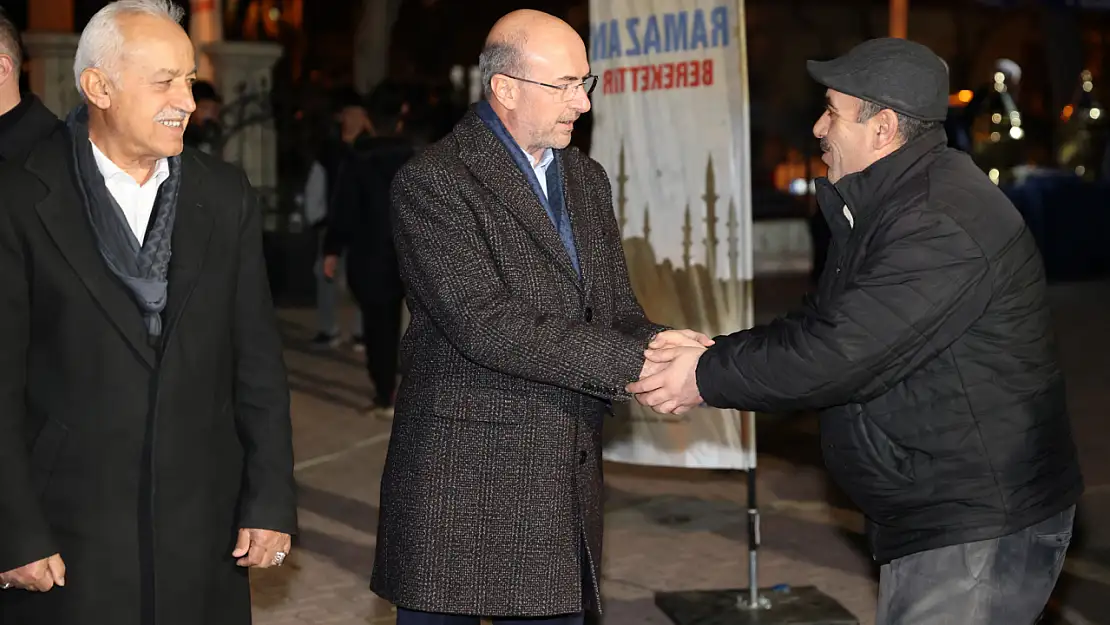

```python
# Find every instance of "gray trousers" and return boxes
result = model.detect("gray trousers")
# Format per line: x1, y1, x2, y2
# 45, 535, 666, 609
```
314, 252, 362, 336
876, 505, 1075, 625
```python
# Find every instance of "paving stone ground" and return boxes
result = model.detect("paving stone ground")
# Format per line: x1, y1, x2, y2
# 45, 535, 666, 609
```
250, 276, 1110, 625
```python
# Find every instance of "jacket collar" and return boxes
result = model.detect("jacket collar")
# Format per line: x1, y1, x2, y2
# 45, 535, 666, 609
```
816, 127, 948, 232
0, 94, 61, 161
474, 99, 555, 181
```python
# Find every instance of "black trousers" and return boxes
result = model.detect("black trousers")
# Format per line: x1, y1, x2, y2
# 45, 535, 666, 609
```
345, 258, 404, 406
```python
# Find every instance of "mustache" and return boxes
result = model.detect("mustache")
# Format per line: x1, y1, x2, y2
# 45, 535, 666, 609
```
557, 115, 580, 124
155, 109, 190, 122
820, 138, 831, 152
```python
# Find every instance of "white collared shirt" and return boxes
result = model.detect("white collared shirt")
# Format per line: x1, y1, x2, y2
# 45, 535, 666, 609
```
521, 146, 555, 199
89, 140, 170, 246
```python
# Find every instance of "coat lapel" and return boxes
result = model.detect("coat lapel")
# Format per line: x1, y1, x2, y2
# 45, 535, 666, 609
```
25, 145, 157, 368
559, 152, 596, 295
456, 112, 583, 289
161, 154, 213, 342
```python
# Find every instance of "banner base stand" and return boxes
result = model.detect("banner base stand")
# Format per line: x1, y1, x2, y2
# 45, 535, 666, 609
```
655, 586, 859, 625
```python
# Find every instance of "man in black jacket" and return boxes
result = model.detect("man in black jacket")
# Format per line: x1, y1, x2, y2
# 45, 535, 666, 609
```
307, 89, 371, 349
322, 85, 414, 415
630, 38, 1083, 624
0, 8, 61, 163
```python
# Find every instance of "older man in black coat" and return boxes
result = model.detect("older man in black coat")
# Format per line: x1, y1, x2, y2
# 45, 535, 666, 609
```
0, 3, 295, 624
371, 9, 709, 625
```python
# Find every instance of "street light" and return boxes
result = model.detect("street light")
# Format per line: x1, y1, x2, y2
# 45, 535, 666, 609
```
890, 0, 908, 38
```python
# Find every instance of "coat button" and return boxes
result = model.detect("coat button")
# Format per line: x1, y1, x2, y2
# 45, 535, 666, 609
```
584, 307, 593, 322
579, 450, 588, 465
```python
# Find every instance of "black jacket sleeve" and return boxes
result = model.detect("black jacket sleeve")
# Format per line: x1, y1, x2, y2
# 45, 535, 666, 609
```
0, 195, 58, 572
321, 155, 357, 258
232, 174, 298, 534
696, 209, 991, 413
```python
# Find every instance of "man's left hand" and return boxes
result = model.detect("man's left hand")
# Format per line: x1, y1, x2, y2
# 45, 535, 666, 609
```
649, 329, 715, 349
232, 528, 291, 568
626, 346, 707, 414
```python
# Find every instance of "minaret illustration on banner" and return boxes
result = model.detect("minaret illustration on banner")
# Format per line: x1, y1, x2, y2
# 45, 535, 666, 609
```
682, 204, 692, 270
703, 155, 719, 280
727, 198, 739, 281
609, 138, 746, 337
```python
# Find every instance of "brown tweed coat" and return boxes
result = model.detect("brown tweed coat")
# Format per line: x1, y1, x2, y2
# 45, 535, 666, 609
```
370, 108, 665, 617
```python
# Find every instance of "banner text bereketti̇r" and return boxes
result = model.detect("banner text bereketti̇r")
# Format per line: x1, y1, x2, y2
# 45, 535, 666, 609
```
601, 59, 714, 94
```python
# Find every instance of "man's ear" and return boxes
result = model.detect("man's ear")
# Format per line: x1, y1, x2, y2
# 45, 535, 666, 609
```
80, 68, 114, 111
873, 108, 901, 150
490, 74, 518, 111
0, 54, 14, 89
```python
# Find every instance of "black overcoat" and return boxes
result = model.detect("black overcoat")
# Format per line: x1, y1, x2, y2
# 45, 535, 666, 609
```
0, 131, 297, 625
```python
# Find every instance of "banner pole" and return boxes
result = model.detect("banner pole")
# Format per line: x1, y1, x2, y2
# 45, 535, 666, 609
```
734, 0, 763, 610
747, 466, 760, 607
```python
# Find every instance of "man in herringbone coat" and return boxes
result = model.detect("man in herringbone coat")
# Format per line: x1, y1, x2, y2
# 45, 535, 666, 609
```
370, 9, 710, 625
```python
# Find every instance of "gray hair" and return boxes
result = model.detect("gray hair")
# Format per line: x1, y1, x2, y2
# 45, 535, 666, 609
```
477, 39, 527, 100
0, 7, 21, 70
857, 100, 939, 145
74, 0, 185, 99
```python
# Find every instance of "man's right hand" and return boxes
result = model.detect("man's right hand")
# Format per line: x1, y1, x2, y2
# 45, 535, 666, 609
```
322, 254, 339, 280
0, 554, 66, 592
636, 330, 714, 391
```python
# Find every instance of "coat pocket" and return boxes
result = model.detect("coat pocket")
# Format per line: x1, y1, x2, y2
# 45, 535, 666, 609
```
29, 418, 69, 496
430, 387, 528, 424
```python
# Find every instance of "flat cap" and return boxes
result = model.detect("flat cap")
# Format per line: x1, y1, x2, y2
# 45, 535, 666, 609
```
807, 38, 949, 122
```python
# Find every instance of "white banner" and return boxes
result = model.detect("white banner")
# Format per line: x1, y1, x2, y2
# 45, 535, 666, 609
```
589, 0, 757, 469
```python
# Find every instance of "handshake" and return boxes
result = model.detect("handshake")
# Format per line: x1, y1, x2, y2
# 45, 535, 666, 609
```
626, 329, 715, 415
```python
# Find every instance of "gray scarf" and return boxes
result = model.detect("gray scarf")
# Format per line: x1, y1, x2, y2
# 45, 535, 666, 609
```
66, 104, 181, 339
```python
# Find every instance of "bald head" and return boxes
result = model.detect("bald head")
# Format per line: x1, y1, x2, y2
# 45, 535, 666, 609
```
479, 9, 587, 100
485, 9, 580, 48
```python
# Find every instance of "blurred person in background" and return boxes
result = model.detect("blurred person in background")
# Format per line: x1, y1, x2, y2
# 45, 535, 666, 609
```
323, 83, 414, 416
0, 7, 61, 163
182, 79, 222, 155
307, 88, 371, 350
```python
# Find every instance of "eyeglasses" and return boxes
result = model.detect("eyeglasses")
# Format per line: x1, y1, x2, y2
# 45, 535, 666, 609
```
501, 74, 598, 102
